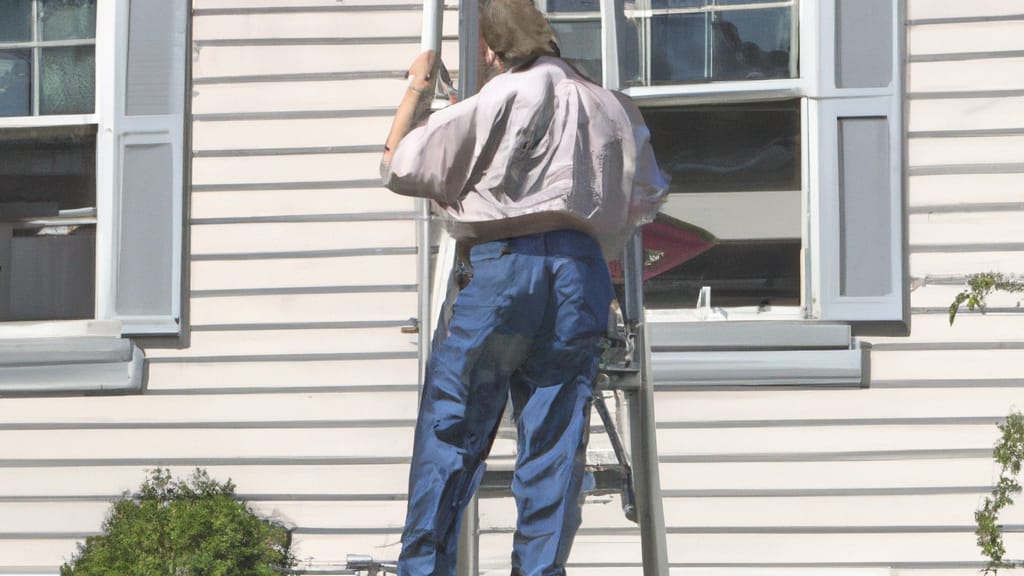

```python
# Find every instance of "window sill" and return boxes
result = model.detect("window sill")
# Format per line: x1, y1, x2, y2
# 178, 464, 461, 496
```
0, 319, 122, 339
0, 333, 143, 395
648, 318, 851, 351
647, 320, 869, 388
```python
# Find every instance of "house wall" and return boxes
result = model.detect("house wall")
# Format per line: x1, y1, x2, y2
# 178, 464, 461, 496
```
623, 1, 1021, 574
0, 0, 1021, 574
473, 1, 1024, 575
0, 0, 456, 573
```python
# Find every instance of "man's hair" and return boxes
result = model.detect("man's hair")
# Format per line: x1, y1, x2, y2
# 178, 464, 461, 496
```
479, 0, 560, 69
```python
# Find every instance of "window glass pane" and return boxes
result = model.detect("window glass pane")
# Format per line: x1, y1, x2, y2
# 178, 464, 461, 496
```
0, 125, 97, 321
641, 240, 801, 309
650, 0, 706, 9
647, 5, 795, 84
638, 101, 802, 310
0, 0, 33, 42
711, 8, 792, 81
40, 45, 94, 114
39, 0, 97, 41
620, 15, 642, 86
0, 50, 31, 117
651, 13, 707, 83
545, 0, 599, 12
643, 100, 800, 193
0, 124, 96, 211
551, 20, 602, 83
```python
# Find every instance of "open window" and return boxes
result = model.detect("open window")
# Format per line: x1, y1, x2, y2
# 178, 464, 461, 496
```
535, 0, 906, 385
0, 0, 188, 393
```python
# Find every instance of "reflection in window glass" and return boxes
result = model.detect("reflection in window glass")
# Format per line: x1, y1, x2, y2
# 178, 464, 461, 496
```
0, 0, 33, 42
711, 9, 792, 81
546, 0, 600, 12
40, 45, 95, 115
641, 241, 801, 309
638, 101, 802, 310
643, 100, 800, 193
39, 0, 97, 41
650, 0, 705, 8
639, 2, 796, 84
551, 21, 602, 83
0, 0, 96, 116
0, 50, 32, 117
0, 125, 97, 321
651, 13, 708, 83
0, 124, 97, 211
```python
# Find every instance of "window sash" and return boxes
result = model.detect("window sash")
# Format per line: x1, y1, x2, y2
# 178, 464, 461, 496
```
0, 0, 96, 117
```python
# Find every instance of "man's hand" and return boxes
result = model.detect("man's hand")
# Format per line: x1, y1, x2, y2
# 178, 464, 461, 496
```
405, 50, 438, 95
382, 50, 439, 170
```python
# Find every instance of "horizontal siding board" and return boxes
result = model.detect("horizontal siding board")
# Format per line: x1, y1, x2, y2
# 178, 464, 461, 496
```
871, 349, 1024, 380
909, 134, 1024, 167
190, 221, 414, 254
192, 11, 459, 41
191, 254, 417, 290
191, 189, 414, 219
0, 392, 417, 425
910, 250, 1024, 276
0, 503, 109, 534
654, 425, 999, 457
0, 464, 411, 499
192, 153, 383, 185
145, 359, 418, 391
908, 0, 1024, 21
285, 532, 404, 570
658, 532, 1009, 564
188, 292, 417, 324
193, 78, 410, 114
192, 117, 394, 150
909, 58, 1024, 94
909, 20, 1024, 55
869, 316, 1024, 346
0, 540, 78, 570
250, 500, 408, 530
145, 328, 416, 357
660, 494, 996, 528
193, 42, 460, 78
650, 387, 1024, 423
909, 211, 1024, 246
907, 96, 1024, 132
659, 458, 996, 491
0, 429, 423, 459
908, 173, 1024, 206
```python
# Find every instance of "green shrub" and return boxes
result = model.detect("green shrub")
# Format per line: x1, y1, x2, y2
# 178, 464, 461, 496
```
61, 468, 295, 576
976, 411, 1024, 575
949, 272, 1024, 325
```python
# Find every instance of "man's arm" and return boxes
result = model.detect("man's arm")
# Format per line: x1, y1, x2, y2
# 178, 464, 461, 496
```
382, 50, 439, 170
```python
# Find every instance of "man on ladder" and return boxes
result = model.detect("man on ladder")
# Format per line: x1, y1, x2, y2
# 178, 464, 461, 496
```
380, 0, 667, 573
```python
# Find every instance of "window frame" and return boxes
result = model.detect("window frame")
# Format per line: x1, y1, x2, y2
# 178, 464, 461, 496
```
0, 0, 102, 332
598, 0, 905, 335
0, 0, 188, 393
570, 0, 904, 383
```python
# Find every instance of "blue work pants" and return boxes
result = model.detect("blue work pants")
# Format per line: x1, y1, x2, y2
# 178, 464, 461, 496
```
398, 230, 614, 576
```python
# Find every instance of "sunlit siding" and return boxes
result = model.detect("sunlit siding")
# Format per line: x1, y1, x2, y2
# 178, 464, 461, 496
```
0, 1, 457, 573
0, 0, 1022, 574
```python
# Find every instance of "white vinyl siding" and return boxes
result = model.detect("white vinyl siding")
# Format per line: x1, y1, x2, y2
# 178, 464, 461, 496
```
0, 0, 1022, 575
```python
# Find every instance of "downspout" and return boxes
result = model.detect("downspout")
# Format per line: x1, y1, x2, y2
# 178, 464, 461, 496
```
417, 0, 444, 389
